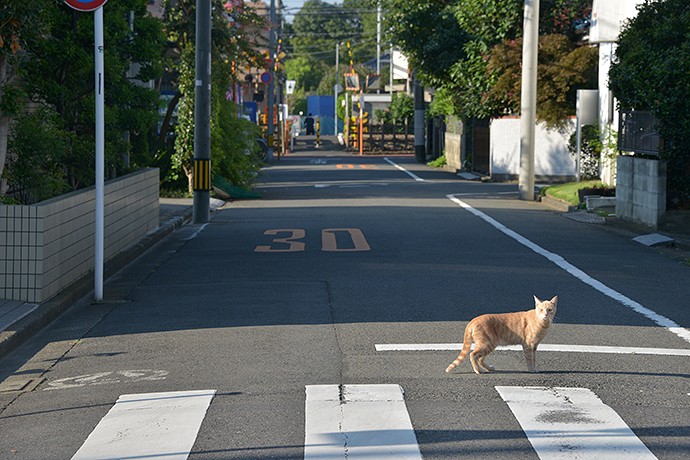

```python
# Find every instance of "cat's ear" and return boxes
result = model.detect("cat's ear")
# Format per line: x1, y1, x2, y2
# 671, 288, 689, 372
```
534, 295, 542, 305
550, 295, 558, 306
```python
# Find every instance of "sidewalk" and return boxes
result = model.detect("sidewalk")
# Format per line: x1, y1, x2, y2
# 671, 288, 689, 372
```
540, 192, 690, 252
0, 198, 195, 359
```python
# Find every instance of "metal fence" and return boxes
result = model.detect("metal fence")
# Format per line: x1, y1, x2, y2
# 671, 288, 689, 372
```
347, 123, 414, 153
618, 110, 661, 156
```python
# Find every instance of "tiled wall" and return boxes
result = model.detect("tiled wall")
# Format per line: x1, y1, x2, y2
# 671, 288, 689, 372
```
0, 206, 42, 302
0, 169, 159, 302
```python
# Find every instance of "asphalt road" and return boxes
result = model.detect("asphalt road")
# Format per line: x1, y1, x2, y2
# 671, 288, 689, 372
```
0, 146, 689, 459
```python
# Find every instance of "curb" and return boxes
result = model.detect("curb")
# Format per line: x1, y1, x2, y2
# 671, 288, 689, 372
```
536, 197, 690, 254
0, 207, 193, 360
539, 194, 577, 212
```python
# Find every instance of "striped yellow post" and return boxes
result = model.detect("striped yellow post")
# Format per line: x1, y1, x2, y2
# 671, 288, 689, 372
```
193, 159, 211, 191
316, 117, 321, 148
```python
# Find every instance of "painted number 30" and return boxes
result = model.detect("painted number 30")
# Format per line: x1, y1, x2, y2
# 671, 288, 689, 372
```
255, 228, 371, 252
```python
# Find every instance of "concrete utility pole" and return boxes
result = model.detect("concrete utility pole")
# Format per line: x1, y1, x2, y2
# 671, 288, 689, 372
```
376, 2, 381, 83
414, 75, 425, 163
389, 44, 393, 99
193, 0, 211, 223
335, 42, 339, 135
519, 0, 539, 201
267, 0, 276, 161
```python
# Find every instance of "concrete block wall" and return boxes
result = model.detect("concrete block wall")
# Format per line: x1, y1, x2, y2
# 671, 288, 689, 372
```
445, 133, 463, 171
443, 116, 464, 172
616, 156, 666, 229
0, 168, 159, 302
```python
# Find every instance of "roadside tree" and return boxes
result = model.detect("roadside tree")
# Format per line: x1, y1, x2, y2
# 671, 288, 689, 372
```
0, 0, 47, 196
381, 0, 594, 126
162, 0, 266, 193
3, 0, 164, 203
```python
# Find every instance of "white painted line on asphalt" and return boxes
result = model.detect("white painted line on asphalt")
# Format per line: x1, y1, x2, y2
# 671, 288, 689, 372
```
304, 384, 422, 460
384, 158, 426, 182
71, 389, 216, 460
496, 386, 657, 459
45, 369, 169, 391
447, 194, 690, 345
185, 223, 208, 240
375, 343, 690, 356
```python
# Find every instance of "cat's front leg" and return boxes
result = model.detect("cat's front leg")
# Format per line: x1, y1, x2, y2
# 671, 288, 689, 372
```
522, 344, 538, 373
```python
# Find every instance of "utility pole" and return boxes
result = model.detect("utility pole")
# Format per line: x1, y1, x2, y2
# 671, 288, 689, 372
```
267, 0, 276, 162
376, 2, 381, 90
193, 0, 211, 223
389, 43, 393, 99
335, 42, 339, 135
519, 0, 539, 201
414, 73, 425, 163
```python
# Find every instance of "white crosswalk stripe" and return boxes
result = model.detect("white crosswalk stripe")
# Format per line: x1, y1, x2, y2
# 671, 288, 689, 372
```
304, 384, 422, 460
70, 385, 660, 459
70, 389, 216, 460
496, 386, 658, 459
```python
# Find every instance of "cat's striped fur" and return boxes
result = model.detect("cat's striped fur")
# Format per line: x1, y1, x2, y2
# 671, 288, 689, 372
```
445, 295, 558, 374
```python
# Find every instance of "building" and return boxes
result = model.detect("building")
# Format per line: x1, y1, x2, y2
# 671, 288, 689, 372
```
588, 0, 646, 185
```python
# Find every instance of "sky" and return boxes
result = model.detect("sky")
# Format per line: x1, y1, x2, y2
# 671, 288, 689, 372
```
281, 0, 339, 22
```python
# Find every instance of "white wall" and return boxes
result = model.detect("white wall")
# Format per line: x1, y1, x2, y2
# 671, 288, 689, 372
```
597, 43, 617, 185
490, 117, 576, 181
590, 0, 645, 43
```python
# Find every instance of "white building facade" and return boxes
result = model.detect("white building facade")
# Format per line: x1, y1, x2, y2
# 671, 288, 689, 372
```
589, 0, 646, 185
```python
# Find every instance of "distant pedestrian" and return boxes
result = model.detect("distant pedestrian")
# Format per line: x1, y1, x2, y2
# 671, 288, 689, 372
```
305, 113, 315, 135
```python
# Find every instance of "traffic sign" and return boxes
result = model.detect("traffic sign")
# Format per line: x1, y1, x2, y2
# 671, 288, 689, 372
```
260, 72, 272, 84
64, 0, 108, 12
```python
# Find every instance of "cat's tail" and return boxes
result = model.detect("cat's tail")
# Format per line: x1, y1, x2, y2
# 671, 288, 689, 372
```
445, 326, 473, 373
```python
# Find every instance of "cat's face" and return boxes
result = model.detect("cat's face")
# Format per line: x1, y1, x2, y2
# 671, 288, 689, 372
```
534, 295, 558, 323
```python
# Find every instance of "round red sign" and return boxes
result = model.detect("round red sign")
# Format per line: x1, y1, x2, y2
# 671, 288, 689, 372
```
64, 0, 108, 12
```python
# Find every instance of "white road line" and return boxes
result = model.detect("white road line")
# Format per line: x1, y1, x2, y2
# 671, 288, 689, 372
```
447, 194, 690, 345
71, 389, 216, 460
185, 223, 208, 240
304, 384, 422, 460
384, 158, 426, 182
375, 343, 690, 356
496, 386, 657, 459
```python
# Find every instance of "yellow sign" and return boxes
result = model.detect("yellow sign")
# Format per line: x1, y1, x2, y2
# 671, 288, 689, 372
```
193, 159, 211, 191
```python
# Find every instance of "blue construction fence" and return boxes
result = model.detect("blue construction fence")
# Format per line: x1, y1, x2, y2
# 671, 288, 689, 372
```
306, 96, 344, 135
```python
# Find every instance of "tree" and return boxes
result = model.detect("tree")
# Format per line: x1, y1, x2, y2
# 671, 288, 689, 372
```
381, 0, 594, 124
285, 55, 325, 92
4, 0, 164, 201
163, 0, 266, 193
609, 0, 690, 207
0, 0, 46, 195
286, 0, 374, 97
5, 108, 70, 203
382, 0, 469, 88
486, 34, 597, 126
389, 92, 413, 124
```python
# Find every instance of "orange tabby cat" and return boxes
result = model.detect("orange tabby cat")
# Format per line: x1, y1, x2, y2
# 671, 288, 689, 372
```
445, 295, 558, 374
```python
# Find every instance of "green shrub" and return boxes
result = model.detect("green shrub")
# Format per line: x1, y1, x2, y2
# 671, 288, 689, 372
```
4, 109, 70, 204
427, 155, 447, 168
